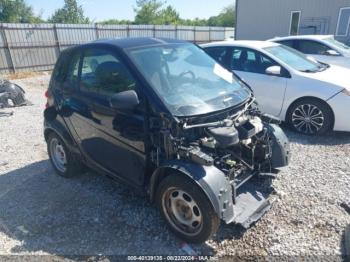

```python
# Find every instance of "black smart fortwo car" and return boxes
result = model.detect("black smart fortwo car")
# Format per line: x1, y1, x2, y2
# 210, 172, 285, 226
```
44, 37, 290, 243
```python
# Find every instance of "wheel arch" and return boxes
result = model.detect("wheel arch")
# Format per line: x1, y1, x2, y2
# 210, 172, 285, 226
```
285, 96, 335, 130
44, 119, 80, 155
149, 160, 235, 223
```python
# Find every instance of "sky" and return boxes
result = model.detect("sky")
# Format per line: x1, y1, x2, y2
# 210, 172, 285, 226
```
26, 0, 235, 22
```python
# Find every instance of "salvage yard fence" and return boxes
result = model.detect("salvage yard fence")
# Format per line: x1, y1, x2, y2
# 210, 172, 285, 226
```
0, 23, 235, 73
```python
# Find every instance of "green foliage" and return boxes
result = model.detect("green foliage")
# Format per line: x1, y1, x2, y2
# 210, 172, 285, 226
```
157, 5, 180, 25
100, 19, 133, 25
180, 18, 208, 26
132, 1, 234, 27
134, 0, 164, 24
49, 0, 90, 24
208, 4, 235, 27
0, 0, 234, 26
0, 0, 42, 23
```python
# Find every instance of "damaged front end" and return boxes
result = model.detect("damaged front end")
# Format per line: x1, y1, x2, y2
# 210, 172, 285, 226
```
151, 98, 290, 228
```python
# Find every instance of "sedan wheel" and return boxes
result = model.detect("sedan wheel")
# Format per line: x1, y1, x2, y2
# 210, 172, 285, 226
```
292, 104, 324, 134
287, 98, 333, 135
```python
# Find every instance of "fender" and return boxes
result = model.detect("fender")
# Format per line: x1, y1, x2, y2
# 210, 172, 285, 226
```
267, 124, 291, 168
149, 159, 235, 223
43, 114, 80, 155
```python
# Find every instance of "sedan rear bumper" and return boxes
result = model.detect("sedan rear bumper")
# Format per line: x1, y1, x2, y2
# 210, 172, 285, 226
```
328, 92, 350, 132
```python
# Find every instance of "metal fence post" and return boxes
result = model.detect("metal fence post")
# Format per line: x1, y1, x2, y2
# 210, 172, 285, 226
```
53, 24, 61, 58
175, 25, 178, 39
126, 24, 130, 37
1, 25, 16, 73
153, 25, 156, 37
95, 23, 99, 40
194, 26, 196, 43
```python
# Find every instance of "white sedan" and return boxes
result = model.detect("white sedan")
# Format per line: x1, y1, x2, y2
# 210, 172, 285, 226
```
269, 35, 350, 69
201, 40, 350, 135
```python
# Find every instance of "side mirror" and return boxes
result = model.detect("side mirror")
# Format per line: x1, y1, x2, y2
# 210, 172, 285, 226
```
306, 56, 318, 63
109, 90, 139, 110
324, 50, 340, 56
265, 66, 281, 76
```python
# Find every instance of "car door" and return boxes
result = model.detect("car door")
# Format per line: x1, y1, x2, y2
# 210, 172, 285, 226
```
69, 47, 146, 186
229, 47, 288, 116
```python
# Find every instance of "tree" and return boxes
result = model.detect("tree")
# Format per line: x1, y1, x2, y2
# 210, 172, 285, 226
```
157, 5, 180, 25
180, 18, 208, 26
100, 19, 133, 25
134, 0, 163, 25
0, 0, 42, 23
208, 5, 235, 27
49, 0, 89, 24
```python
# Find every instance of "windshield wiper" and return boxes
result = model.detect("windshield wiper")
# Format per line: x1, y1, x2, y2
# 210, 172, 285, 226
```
300, 69, 318, 73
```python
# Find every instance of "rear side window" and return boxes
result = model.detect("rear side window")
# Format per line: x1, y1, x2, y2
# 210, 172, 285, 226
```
80, 48, 136, 95
65, 52, 81, 86
277, 40, 295, 48
52, 54, 67, 82
51, 50, 81, 87
295, 40, 330, 55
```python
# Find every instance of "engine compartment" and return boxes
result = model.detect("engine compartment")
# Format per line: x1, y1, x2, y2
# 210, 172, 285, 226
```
149, 98, 290, 206
178, 114, 274, 184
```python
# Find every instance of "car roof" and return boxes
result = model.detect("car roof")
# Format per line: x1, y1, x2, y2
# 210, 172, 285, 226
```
201, 40, 280, 50
67, 37, 188, 52
270, 35, 333, 41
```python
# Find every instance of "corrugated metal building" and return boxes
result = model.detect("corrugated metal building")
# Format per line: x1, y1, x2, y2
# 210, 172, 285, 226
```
235, 0, 350, 43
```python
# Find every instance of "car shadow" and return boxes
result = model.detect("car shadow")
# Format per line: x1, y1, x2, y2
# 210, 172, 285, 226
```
0, 160, 252, 258
281, 124, 350, 146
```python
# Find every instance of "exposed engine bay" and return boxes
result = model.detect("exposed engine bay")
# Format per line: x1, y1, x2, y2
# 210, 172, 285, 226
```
151, 97, 290, 223
173, 99, 289, 180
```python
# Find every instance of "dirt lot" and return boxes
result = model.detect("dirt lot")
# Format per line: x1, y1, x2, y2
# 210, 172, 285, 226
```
0, 74, 349, 260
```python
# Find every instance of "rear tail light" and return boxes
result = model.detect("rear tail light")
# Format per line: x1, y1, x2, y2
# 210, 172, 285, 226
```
45, 90, 54, 108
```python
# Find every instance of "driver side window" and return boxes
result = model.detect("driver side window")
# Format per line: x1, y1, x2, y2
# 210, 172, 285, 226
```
80, 48, 136, 95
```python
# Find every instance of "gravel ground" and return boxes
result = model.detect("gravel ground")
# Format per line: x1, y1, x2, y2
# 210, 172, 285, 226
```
0, 74, 349, 260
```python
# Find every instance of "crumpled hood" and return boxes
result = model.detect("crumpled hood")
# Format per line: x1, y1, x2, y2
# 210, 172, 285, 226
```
300, 64, 350, 92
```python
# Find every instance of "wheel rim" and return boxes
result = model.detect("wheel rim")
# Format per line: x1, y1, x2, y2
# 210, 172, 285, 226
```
49, 138, 67, 172
292, 104, 325, 134
162, 187, 203, 236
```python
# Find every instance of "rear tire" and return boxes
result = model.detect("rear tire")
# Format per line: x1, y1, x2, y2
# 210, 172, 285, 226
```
47, 132, 82, 178
287, 98, 333, 135
156, 175, 220, 243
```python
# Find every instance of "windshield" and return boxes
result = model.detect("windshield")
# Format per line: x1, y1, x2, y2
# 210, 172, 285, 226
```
323, 37, 350, 51
128, 44, 250, 116
264, 45, 326, 73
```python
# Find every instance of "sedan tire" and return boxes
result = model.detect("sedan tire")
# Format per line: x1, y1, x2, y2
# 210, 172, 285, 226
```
287, 98, 333, 135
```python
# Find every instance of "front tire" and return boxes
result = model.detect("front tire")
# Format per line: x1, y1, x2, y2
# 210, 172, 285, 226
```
287, 98, 333, 135
47, 133, 82, 178
156, 175, 220, 243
